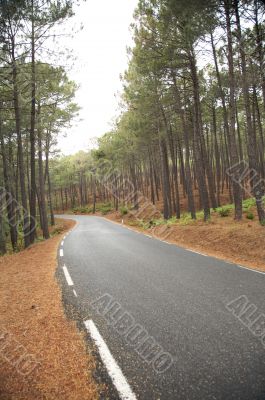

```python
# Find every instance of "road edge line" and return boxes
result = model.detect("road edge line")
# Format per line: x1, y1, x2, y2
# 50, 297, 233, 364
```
84, 319, 137, 400
101, 217, 265, 275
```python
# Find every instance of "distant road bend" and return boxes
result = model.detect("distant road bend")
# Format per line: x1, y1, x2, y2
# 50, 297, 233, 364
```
57, 215, 265, 400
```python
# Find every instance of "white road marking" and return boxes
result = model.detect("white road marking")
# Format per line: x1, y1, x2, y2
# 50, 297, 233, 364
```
61, 240, 64, 246
62, 265, 74, 286
60, 249, 64, 257
73, 289, 77, 297
189, 250, 207, 256
237, 264, 265, 275
84, 320, 137, 400
63, 235, 66, 240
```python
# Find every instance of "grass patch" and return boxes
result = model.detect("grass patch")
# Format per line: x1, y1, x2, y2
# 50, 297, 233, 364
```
119, 206, 129, 216
137, 212, 202, 229
72, 206, 93, 214
98, 202, 113, 215
72, 203, 114, 215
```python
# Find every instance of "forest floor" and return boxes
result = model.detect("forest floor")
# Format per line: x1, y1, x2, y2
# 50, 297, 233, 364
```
0, 219, 99, 400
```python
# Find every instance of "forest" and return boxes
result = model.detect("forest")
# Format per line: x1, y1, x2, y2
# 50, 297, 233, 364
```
0, 0, 78, 253
1, 0, 265, 253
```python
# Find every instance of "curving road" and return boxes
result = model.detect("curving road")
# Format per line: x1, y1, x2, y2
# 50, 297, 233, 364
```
57, 215, 265, 400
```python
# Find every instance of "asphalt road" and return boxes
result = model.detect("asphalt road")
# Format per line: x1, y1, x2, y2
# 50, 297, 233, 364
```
57, 215, 265, 400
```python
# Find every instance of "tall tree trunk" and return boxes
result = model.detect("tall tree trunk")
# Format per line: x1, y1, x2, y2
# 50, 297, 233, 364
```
44, 137, 55, 225
37, 105, 49, 239
253, 86, 265, 178
0, 114, 18, 250
161, 105, 180, 218
158, 133, 172, 220
0, 188, 6, 255
188, 46, 210, 220
212, 105, 221, 207
171, 71, 196, 218
234, 0, 265, 224
254, 0, 265, 110
92, 175, 96, 214
224, 0, 243, 220
11, 37, 30, 247
29, 0, 36, 243
129, 159, 139, 210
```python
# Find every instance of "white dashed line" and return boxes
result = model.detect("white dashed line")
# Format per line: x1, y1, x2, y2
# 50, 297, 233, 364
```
62, 265, 74, 286
73, 289, 77, 297
61, 240, 64, 246
60, 249, 64, 257
84, 320, 137, 400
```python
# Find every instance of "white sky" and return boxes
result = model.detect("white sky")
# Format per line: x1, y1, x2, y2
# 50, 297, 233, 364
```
57, 0, 138, 155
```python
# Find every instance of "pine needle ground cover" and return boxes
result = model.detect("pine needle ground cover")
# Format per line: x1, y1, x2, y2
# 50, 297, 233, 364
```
0, 219, 99, 400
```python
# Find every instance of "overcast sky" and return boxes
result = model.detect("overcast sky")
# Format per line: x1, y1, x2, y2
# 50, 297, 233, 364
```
57, 0, 138, 155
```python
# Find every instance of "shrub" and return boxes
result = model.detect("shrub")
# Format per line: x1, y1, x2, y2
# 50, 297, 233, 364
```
72, 206, 92, 214
179, 213, 194, 225
246, 212, 254, 220
139, 219, 152, 229
148, 218, 165, 226
120, 206, 128, 216
243, 198, 256, 210
99, 203, 113, 215
167, 216, 177, 225
52, 225, 64, 235
80, 207, 89, 214
218, 207, 230, 217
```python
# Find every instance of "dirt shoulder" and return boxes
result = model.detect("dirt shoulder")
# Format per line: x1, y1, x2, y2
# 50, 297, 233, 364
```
105, 212, 265, 273
0, 219, 99, 400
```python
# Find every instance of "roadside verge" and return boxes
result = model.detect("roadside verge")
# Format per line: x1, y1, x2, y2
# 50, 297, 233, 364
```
0, 219, 99, 400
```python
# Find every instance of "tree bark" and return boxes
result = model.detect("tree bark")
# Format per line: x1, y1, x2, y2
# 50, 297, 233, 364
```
0, 188, 6, 255
11, 36, 30, 247
188, 46, 210, 221
29, 0, 36, 243
37, 104, 49, 239
234, 0, 265, 223
224, 0, 243, 220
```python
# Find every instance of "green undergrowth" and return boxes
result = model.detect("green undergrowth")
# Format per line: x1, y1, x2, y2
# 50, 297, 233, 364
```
119, 206, 129, 216
71, 202, 134, 216
135, 197, 265, 229
72, 202, 114, 215
67, 197, 264, 228
214, 197, 260, 218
